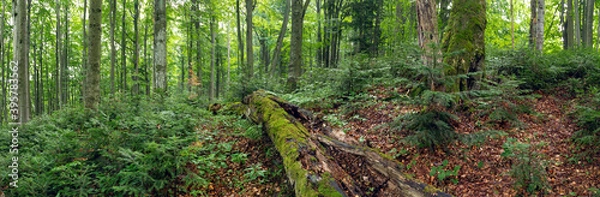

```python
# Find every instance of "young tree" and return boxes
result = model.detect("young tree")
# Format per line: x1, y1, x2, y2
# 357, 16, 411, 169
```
154, 0, 167, 93
85, 0, 102, 110
287, 0, 310, 91
13, 0, 31, 122
442, 0, 486, 92
529, 0, 544, 51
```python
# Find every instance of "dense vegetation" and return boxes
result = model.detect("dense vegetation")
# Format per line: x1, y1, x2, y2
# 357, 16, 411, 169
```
1, 0, 600, 196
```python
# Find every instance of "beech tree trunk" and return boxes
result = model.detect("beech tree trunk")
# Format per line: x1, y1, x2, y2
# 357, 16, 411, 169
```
154, 0, 167, 93
85, 0, 102, 110
13, 0, 31, 123
270, 0, 290, 77
529, 0, 544, 51
239, 90, 452, 197
287, 0, 310, 91
245, 0, 254, 83
109, 0, 116, 94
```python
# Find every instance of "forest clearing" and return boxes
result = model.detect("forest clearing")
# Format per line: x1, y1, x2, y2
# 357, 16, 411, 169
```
1, 0, 600, 196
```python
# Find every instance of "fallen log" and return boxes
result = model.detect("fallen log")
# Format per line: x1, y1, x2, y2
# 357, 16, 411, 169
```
241, 90, 452, 197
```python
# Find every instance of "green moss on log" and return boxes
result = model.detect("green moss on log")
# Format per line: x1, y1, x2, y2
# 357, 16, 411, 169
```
245, 90, 343, 197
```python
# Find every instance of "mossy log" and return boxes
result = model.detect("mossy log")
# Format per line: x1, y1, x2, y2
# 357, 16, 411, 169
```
242, 90, 452, 197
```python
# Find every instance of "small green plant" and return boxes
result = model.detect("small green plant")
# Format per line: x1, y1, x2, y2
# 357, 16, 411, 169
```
571, 90, 600, 159
429, 160, 461, 184
589, 187, 600, 197
231, 153, 248, 164
243, 163, 267, 183
501, 138, 549, 195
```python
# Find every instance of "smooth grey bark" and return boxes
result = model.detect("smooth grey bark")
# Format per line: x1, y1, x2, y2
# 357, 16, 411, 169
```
132, 0, 140, 95
582, 0, 594, 47
13, 0, 31, 122
84, 0, 102, 110
110, 0, 116, 94
121, 0, 127, 90
209, 16, 216, 101
236, 0, 244, 82
154, 0, 167, 93
529, 0, 544, 51
287, 0, 310, 91
270, 0, 290, 77
245, 0, 254, 81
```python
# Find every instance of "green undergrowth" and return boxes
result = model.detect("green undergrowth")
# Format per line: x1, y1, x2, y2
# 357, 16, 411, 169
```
0, 93, 264, 196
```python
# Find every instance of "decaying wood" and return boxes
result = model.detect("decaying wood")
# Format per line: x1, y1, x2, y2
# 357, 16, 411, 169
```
239, 90, 452, 197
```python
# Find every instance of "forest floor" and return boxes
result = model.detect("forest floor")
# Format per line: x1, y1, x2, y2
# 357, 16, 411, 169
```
190, 86, 599, 197
323, 86, 600, 196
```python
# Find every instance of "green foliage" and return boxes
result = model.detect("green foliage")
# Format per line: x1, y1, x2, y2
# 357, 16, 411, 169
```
243, 163, 267, 183
571, 89, 600, 158
0, 94, 236, 196
489, 48, 600, 94
501, 138, 549, 195
459, 130, 508, 146
429, 160, 461, 184
469, 76, 535, 128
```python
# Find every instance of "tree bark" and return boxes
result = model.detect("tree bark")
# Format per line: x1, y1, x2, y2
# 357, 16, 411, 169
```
210, 15, 217, 101
573, 0, 580, 46
582, 0, 594, 47
245, 0, 254, 82
85, 0, 102, 110
154, 0, 167, 93
13, 0, 31, 123
270, 0, 290, 77
132, 0, 140, 95
236, 0, 244, 82
240, 90, 452, 197
416, 0, 440, 66
110, 0, 116, 94
442, 0, 486, 92
529, 0, 544, 51
287, 0, 310, 91
121, 0, 127, 90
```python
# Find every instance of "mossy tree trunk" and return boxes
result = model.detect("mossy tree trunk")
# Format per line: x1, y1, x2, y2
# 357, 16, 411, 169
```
441, 0, 486, 92
241, 90, 452, 197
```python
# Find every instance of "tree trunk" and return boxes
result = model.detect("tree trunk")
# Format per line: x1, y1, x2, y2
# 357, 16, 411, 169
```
236, 0, 244, 82
529, 0, 544, 51
239, 90, 452, 197
154, 0, 167, 93
573, 0, 581, 47
82, 0, 88, 98
510, 0, 514, 49
210, 15, 217, 101
287, 0, 310, 91
416, 0, 440, 66
110, 0, 116, 94
121, 0, 127, 90
132, 0, 140, 95
442, 0, 486, 92
62, 3, 69, 106
582, 0, 594, 47
84, 0, 102, 110
13, 0, 31, 123
270, 0, 290, 77
245, 0, 254, 83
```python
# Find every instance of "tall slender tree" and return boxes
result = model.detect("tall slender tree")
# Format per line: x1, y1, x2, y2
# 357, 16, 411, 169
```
287, 0, 310, 91
270, 0, 290, 77
245, 0, 254, 82
529, 0, 544, 51
132, 0, 140, 95
110, 0, 116, 94
13, 0, 31, 123
85, 0, 102, 110
154, 0, 167, 93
